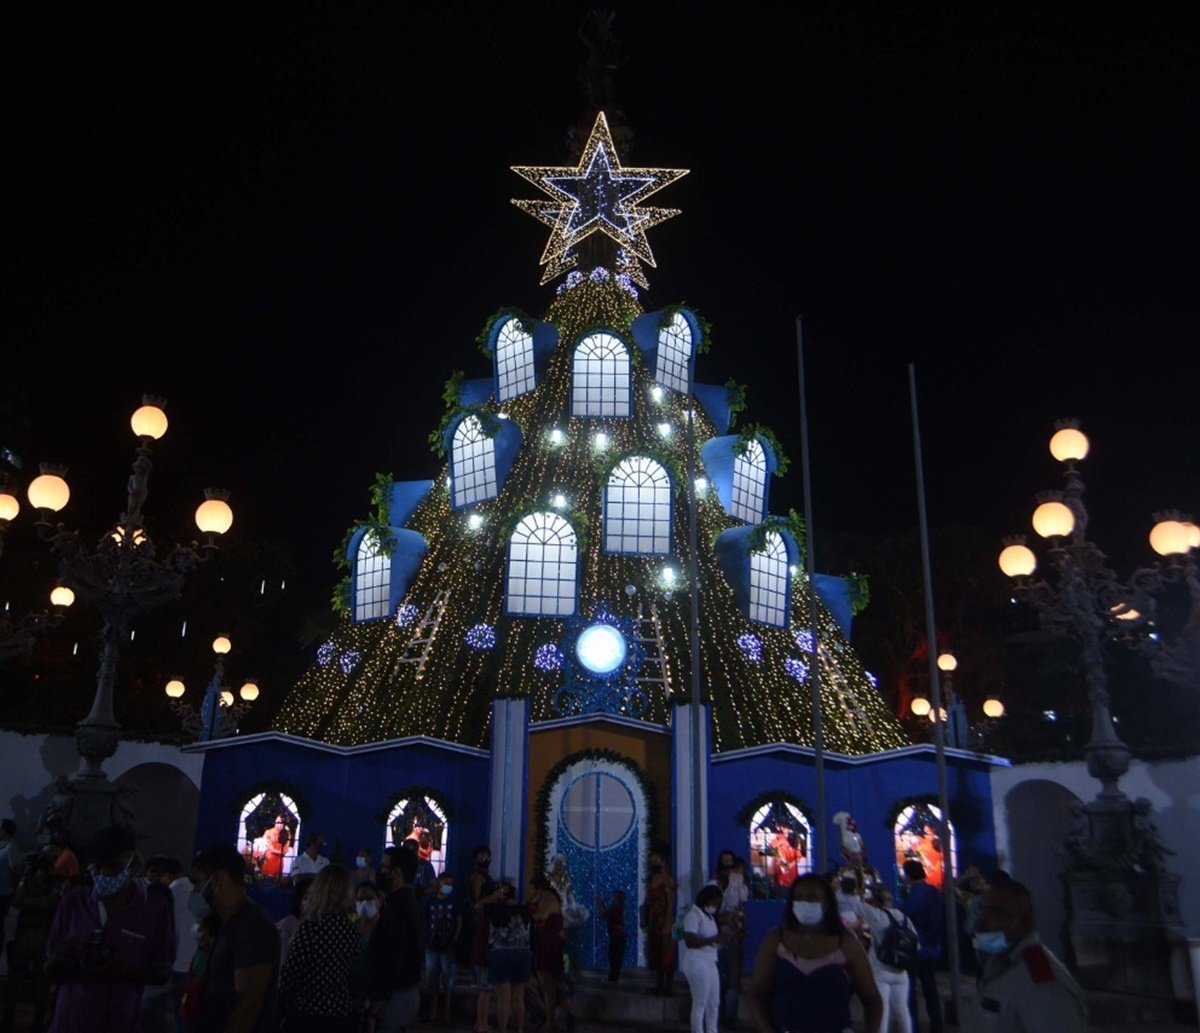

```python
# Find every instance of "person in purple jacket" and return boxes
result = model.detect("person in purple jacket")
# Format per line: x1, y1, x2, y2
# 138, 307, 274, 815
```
44, 825, 175, 1033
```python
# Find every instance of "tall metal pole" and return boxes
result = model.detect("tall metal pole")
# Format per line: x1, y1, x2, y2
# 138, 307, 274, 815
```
796, 316, 827, 873
686, 387, 706, 897
908, 364, 962, 1024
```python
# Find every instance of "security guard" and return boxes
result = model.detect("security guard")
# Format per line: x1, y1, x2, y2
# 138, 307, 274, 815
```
970, 871, 1087, 1031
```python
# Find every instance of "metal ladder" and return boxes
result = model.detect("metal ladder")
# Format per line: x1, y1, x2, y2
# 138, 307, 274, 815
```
634, 599, 673, 697
394, 589, 451, 682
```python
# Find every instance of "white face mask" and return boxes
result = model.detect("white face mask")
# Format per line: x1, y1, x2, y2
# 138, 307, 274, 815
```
792, 901, 825, 927
356, 900, 379, 920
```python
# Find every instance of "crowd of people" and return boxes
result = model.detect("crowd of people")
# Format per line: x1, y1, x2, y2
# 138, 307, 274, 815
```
0, 814, 1089, 1033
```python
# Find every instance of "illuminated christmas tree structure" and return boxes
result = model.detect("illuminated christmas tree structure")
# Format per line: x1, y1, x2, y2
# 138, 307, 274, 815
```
190, 103, 1001, 973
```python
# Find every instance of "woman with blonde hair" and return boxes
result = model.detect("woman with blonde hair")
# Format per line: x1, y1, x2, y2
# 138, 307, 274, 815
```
280, 863, 363, 1031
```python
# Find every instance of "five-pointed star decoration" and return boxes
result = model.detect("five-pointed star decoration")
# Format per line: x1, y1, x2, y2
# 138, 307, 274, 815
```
512, 111, 689, 285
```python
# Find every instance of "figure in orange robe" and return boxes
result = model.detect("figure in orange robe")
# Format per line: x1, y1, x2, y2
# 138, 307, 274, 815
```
770, 825, 800, 888
259, 817, 291, 879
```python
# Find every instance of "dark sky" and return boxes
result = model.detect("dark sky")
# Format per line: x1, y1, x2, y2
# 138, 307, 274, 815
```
4, 3, 1197, 626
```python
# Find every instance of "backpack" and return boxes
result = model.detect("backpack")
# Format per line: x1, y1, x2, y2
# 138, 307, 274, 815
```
875, 909, 919, 970
426, 900, 457, 951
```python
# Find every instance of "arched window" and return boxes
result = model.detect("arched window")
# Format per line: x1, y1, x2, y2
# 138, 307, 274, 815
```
237, 791, 301, 881
571, 332, 631, 418
451, 415, 498, 508
507, 512, 577, 616
893, 802, 957, 892
604, 456, 671, 555
749, 531, 789, 627
496, 317, 536, 402
732, 438, 768, 524
748, 800, 812, 899
355, 533, 390, 621
655, 311, 693, 395
385, 794, 449, 877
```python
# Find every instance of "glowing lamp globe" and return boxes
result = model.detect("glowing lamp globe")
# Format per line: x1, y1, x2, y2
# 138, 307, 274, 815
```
936, 653, 958, 673
910, 696, 931, 717
998, 542, 1037, 577
196, 493, 233, 535
164, 679, 186, 699
27, 469, 70, 512
49, 585, 75, 607
1150, 518, 1192, 557
1049, 425, 1089, 462
0, 488, 18, 522
219, 690, 234, 708
239, 681, 260, 702
130, 402, 168, 440
1032, 500, 1074, 538
576, 624, 627, 675
1190, 523, 1200, 550
212, 635, 232, 655
983, 698, 1005, 719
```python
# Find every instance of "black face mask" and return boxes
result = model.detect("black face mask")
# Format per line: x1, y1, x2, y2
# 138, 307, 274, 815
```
720, 858, 733, 868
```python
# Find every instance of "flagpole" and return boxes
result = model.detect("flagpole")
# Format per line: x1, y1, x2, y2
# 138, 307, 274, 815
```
796, 315, 827, 873
908, 362, 962, 1025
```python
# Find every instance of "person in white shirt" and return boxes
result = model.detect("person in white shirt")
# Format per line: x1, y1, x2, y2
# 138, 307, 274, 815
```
680, 884, 728, 1033
707, 848, 750, 1026
837, 881, 916, 1032
169, 865, 200, 1029
291, 832, 330, 878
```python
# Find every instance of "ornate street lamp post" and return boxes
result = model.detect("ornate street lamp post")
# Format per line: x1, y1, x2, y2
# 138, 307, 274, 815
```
165, 633, 258, 741
26, 396, 232, 846
998, 418, 1195, 996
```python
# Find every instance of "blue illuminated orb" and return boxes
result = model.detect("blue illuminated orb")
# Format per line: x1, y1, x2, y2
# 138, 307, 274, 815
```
317, 641, 336, 667
793, 629, 814, 654
737, 633, 763, 663
466, 623, 496, 650
784, 657, 809, 682
576, 623, 627, 675
535, 643, 563, 672
340, 650, 362, 674
395, 603, 419, 628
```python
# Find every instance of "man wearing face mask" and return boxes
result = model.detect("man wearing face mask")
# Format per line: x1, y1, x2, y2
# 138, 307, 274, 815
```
970, 872, 1085, 1031
44, 825, 175, 1033
189, 842, 280, 1033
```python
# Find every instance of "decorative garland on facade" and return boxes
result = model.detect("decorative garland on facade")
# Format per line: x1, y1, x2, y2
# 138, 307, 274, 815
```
229, 780, 313, 820
475, 307, 537, 357
373, 785, 455, 826
331, 473, 397, 616
429, 371, 502, 458
746, 509, 807, 558
534, 748, 658, 878
724, 379, 748, 429
733, 424, 791, 477
657, 302, 713, 354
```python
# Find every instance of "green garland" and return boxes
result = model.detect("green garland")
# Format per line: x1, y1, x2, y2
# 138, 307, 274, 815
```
746, 509, 807, 558
331, 473, 397, 616
846, 572, 871, 616
534, 748, 658, 876
593, 444, 685, 488
498, 504, 592, 555
735, 790, 816, 830
229, 780, 314, 821
428, 372, 502, 458
724, 379, 748, 430
475, 307, 537, 358
733, 424, 791, 478
372, 785, 455, 826
657, 303, 713, 355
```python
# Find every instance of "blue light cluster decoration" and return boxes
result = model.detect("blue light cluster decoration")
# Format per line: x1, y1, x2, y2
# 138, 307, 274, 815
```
793, 628, 815, 654
784, 657, 809, 682
340, 650, 362, 675
535, 643, 563, 671
737, 633, 763, 663
466, 623, 497, 650
553, 602, 648, 718
866, 671, 878, 688
395, 603, 420, 628
317, 641, 336, 667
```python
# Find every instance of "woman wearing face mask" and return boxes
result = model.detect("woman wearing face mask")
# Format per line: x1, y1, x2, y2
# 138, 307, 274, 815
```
747, 873, 882, 1033
679, 884, 728, 1033
352, 882, 383, 1006
279, 863, 362, 1032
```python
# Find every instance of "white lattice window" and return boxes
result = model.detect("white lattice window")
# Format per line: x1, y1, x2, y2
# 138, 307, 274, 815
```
749, 531, 789, 627
355, 533, 390, 621
385, 795, 449, 878
655, 312, 693, 395
893, 803, 957, 893
496, 317, 536, 402
507, 512, 577, 616
732, 438, 768, 523
604, 456, 671, 555
451, 416, 498, 508
571, 332, 631, 417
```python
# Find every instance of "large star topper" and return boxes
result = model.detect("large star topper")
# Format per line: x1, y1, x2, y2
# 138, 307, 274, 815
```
512, 111, 688, 283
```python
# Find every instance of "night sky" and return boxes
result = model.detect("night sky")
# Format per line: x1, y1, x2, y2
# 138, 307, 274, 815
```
3, 5, 1197, 651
